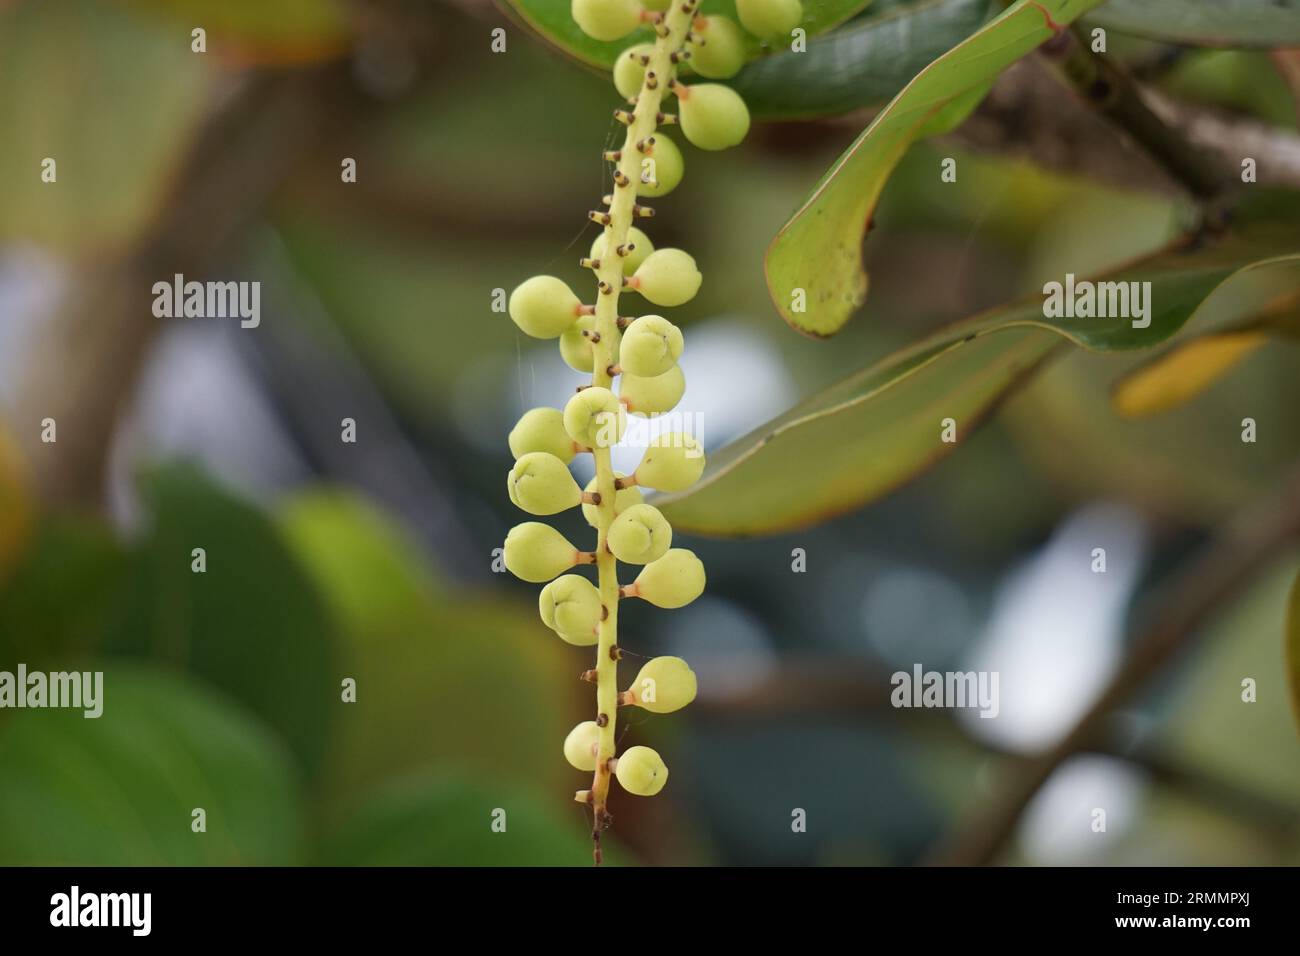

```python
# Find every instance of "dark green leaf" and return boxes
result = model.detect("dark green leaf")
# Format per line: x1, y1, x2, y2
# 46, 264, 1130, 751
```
1089, 0, 1300, 49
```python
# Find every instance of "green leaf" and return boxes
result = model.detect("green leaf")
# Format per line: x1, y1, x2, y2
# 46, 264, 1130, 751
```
117, 0, 353, 62
732, 0, 1001, 120
1088, 0, 1300, 49
0, 665, 302, 865
1289, 570, 1300, 741
503, 0, 876, 70
766, 0, 1105, 338
657, 224, 1300, 536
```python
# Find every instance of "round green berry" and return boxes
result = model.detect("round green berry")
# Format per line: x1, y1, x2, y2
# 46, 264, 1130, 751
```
619, 364, 685, 416
509, 275, 582, 339
572, 0, 643, 42
634, 432, 705, 491
630, 248, 701, 307
638, 134, 683, 198
619, 315, 683, 377
614, 43, 654, 100
632, 548, 706, 608
736, 0, 802, 39
615, 745, 668, 796
564, 387, 626, 449
559, 314, 595, 373
608, 503, 672, 564
581, 472, 644, 527
507, 452, 582, 515
504, 522, 580, 583
629, 656, 697, 713
564, 720, 602, 772
509, 407, 576, 463
677, 82, 750, 151
591, 226, 653, 277
539, 574, 602, 645
689, 15, 746, 79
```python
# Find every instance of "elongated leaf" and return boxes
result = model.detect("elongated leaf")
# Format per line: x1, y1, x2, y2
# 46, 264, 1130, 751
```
657, 225, 1300, 535
766, 0, 1104, 338
733, 0, 1000, 119
118, 0, 353, 62
1089, 0, 1300, 49
1288, 571, 1300, 739
502, 0, 874, 70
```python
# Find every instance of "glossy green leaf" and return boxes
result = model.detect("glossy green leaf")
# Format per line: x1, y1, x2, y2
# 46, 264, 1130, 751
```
733, 0, 1001, 119
0, 666, 302, 865
1089, 0, 1300, 49
503, 0, 875, 70
118, 0, 353, 62
657, 225, 1300, 535
766, 0, 1105, 338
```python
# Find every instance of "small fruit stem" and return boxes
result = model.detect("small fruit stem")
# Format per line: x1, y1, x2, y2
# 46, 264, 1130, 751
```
586, 0, 698, 866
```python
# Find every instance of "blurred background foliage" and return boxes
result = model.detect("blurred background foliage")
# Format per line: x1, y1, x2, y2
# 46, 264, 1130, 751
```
0, 0, 1298, 865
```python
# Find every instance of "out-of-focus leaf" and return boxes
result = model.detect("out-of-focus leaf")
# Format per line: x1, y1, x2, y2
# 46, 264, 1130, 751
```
0, 0, 210, 255
733, 0, 1000, 120
0, 666, 302, 865
503, 0, 875, 70
766, 0, 1104, 338
1111, 330, 1269, 419
118, 0, 352, 62
1289, 570, 1300, 739
657, 226, 1300, 536
0, 425, 32, 585
1089, 0, 1300, 49
103, 463, 339, 778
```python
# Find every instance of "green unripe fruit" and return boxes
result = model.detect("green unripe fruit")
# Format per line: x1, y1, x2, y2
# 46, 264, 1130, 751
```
677, 83, 750, 151
582, 472, 643, 527
641, 0, 670, 9
634, 432, 705, 491
620, 364, 685, 416
619, 315, 683, 377
504, 522, 581, 583
608, 503, 672, 564
629, 656, 697, 713
591, 226, 653, 276
564, 720, 602, 772
614, 43, 654, 100
559, 314, 595, 373
507, 452, 582, 515
564, 387, 626, 449
736, 0, 802, 39
539, 574, 602, 645
615, 745, 668, 796
632, 548, 706, 608
509, 275, 582, 339
509, 407, 576, 463
571, 0, 642, 42
630, 248, 701, 307
637, 134, 683, 198
689, 15, 746, 79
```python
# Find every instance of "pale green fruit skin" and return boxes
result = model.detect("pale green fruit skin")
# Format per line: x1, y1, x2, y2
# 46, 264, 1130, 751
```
614, 43, 654, 100
620, 364, 685, 416
634, 432, 705, 491
637, 134, 683, 198
619, 315, 683, 377
607, 503, 672, 564
689, 15, 747, 79
509, 275, 581, 339
559, 314, 595, 373
678, 83, 750, 151
564, 720, 602, 772
736, 0, 802, 38
582, 472, 644, 527
539, 574, 601, 645
572, 0, 642, 41
504, 522, 579, 583
631, 656, 697, 713
507, 452, 582, 515
564, 387, 626, 449
633, 548, 706, 608
615, 745, 668, 796
631, 248, 701, 307
591, 226, 653, 277
509, 407, 575, 463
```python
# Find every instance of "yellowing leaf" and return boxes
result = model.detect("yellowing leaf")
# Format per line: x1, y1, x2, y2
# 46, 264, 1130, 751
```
1112, 330, 1269, 419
